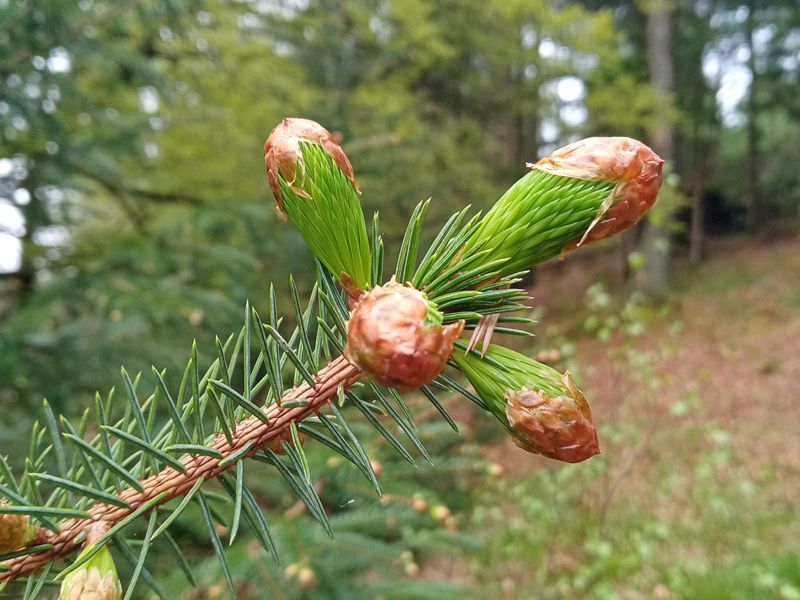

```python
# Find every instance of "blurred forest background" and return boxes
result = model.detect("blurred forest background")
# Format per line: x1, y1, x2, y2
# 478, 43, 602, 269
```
1, 0, 799, 598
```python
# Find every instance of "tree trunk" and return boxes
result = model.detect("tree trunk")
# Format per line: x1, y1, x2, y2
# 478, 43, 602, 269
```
744, 0, 759, 231
619, 228, 636, 280
639, 1, 675, 299
689, 134, 712, 263
689, 178, 706, 263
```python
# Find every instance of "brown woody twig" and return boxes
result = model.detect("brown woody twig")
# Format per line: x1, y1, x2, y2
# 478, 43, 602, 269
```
0, 356, 361, 585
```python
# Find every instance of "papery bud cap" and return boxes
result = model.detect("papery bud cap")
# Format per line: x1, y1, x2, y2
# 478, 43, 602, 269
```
531, 136, 663, 248
264, 117, 359, 214
504, 372, 600, 463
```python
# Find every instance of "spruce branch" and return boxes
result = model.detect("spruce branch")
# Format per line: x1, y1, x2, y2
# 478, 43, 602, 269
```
0, 234, 525, 593
1, 121, 664, 596
0, 356, 360, 585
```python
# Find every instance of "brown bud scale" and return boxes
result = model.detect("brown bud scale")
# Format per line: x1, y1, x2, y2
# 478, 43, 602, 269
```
531, 136, 663, 250
0, 508, 31, 554
504, 373, 600, 463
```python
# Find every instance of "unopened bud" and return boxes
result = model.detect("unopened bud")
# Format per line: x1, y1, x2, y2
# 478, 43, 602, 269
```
264, 118, 370, 294
453, 343, 600, 463
411, 496, 428, 513
297, 567, 317, 589
284, 563, 300, 579
59, 545, 122, 600
0, 503, 34, 554
345, 280, 464, 388
430, 504, 451, 522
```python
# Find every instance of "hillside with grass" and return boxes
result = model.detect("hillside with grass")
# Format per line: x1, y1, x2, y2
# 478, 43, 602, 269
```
464, 235, 800, 599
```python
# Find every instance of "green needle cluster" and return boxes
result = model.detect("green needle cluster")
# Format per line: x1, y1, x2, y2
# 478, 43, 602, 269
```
451, 342, 567, 428
463, 169, 615, 278
279, 143, 371, 293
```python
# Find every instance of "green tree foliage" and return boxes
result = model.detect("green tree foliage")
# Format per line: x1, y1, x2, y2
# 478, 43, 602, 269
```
0, 0, 193, 283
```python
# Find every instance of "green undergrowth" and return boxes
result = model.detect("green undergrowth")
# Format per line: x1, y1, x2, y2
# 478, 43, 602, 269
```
468, 417, 800, 599
465, 237, 800, 599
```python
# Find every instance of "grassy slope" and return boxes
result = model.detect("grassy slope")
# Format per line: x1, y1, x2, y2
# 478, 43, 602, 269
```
468, 235, 800, 599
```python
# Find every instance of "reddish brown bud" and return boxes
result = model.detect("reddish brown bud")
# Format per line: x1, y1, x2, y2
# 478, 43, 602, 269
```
504, 372, 600, 463
0, 504, 33, 554
344, 281, 464, 388
411, 496, 428, 513
267, 428, 305, 455
531, 137, 663, 250
264, 117, 359, 214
